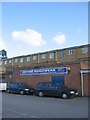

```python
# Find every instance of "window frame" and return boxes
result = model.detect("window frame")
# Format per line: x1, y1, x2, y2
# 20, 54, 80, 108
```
60, 51, 64, 58
42, 53, 46, 59
33, 55, 38, 61
82, 47, 88, 53
15, 58, 18, 63
68, 50, 74, 55
49, 52, 55, 59
27, 56, 30, 62
4, 60, 7, 64
9, 59, 12, 64
20, 57, 24, 63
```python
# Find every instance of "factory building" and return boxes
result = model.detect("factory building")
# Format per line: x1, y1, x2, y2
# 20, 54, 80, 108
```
1, 44, 90, 96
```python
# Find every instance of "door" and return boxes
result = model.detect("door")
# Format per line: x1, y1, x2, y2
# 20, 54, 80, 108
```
52, 76, 64, 85
14, 84, 20, 93
43, 83, 58, 97
48, 84, 59, 97
9, 83, 20, 93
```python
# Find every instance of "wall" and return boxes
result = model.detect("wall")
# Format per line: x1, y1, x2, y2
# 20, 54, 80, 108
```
2, 44, 89, 68
5, 62, 82, 94
83, 73, 89, 96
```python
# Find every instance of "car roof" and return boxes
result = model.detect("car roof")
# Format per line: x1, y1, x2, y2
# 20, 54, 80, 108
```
8, 82, 25, 85
37, 82, 52, 85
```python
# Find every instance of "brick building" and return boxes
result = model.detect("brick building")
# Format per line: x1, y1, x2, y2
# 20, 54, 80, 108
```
1, 44, 90, 96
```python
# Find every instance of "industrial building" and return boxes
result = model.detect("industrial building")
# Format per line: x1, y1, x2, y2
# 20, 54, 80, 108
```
0, 44, 90, 96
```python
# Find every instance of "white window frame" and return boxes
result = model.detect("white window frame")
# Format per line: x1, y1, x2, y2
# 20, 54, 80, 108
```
4, 60, 7, 64
27, 57, 30, 62
60, 51, 64, 58
82, 47, 88, 53
9, 59, 12, 64
0, 52, 2, 58
42, 53, 46, 59
9, 75, 12, 78
0, 61, 2, 65
33, 55, 38, 60
49, 52, 55, 59
69, 50, 74, 55
15, 58, 18, 63
20, 57, 24, 63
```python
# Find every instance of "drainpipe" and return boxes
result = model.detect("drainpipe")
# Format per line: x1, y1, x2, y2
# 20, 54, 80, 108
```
81, 71, 84, 97
55, 51, 57, 62
38, 54, 39, 63
11, 58, 14, 79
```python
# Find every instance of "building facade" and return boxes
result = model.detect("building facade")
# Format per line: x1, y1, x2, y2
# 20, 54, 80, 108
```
2, 44, 89, 68
1, 44, 90, 96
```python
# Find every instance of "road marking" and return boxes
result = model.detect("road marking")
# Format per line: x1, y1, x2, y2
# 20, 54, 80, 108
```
3, 107, 39, 118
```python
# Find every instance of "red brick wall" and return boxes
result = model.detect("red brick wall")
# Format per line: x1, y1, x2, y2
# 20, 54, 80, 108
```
83, 73, 90, 96
5, 63, 82, 93
65, 64, 81, 90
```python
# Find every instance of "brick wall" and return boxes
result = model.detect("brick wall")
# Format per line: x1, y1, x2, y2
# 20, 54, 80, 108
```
5, 62, 90, 96
5, 63, 82, 92
83, 73, 90, 96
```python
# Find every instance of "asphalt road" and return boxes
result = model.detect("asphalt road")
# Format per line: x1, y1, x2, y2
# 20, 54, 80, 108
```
1, 92, 88, 118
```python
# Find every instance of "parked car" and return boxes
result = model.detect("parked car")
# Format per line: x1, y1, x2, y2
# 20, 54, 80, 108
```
35, 82, 78, 99
7, 82, 34, 95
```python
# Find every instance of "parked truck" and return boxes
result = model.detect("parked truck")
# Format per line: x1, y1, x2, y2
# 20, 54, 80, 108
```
0, 83, 7, 91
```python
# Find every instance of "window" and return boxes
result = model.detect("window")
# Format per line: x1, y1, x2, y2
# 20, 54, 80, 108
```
0, 51, 2, 58
49, 52, 55, 59
42, 53, 46, 59
0, 61, 2, 65
33, 55, 38, 60
9, 84, 15, 88
60, 51, 64, 58
4, 60, 7, 64
14, 84, 19, 88
69, 50, 74, 55
20, 58, 24, 63
82, 47, 88, 53
0, 51, 2, 55
9, 75, 12, 78
27, 57, 30, 62
9, 59, 12, 63
15, 58, 18, 63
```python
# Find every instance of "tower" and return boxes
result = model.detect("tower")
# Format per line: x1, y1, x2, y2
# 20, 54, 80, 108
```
0, 49, 7, 60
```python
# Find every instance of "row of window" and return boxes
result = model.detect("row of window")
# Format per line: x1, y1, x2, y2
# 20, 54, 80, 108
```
4, 47, 88, 65
4, 53, 54, 64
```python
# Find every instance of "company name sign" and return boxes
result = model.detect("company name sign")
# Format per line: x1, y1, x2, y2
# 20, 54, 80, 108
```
20, 67, 68, 75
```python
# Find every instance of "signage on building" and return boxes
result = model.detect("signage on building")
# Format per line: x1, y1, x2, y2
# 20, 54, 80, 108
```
20, 67, 68, 75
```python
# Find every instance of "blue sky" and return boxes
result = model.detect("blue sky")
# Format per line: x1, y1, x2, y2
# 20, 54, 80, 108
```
1, 2, 88, 58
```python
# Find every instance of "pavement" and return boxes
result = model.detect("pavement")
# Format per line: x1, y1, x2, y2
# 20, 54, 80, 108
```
1, 92, 89, 119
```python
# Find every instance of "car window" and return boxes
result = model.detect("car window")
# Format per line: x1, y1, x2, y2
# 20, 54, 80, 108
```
37, 83, 44, 87
9, 84, 15, 88
50, 84, 58, 89
58, 85, 66, 89
44, 84, 50, 87
8, 83, 19, 89
20, 84, 27, 87
14, 84, 19, 88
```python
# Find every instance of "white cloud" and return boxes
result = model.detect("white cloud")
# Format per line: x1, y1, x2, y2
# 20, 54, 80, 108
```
53, 32, 66, 45
12, 29, 46, 46
0, 37, 6, 50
